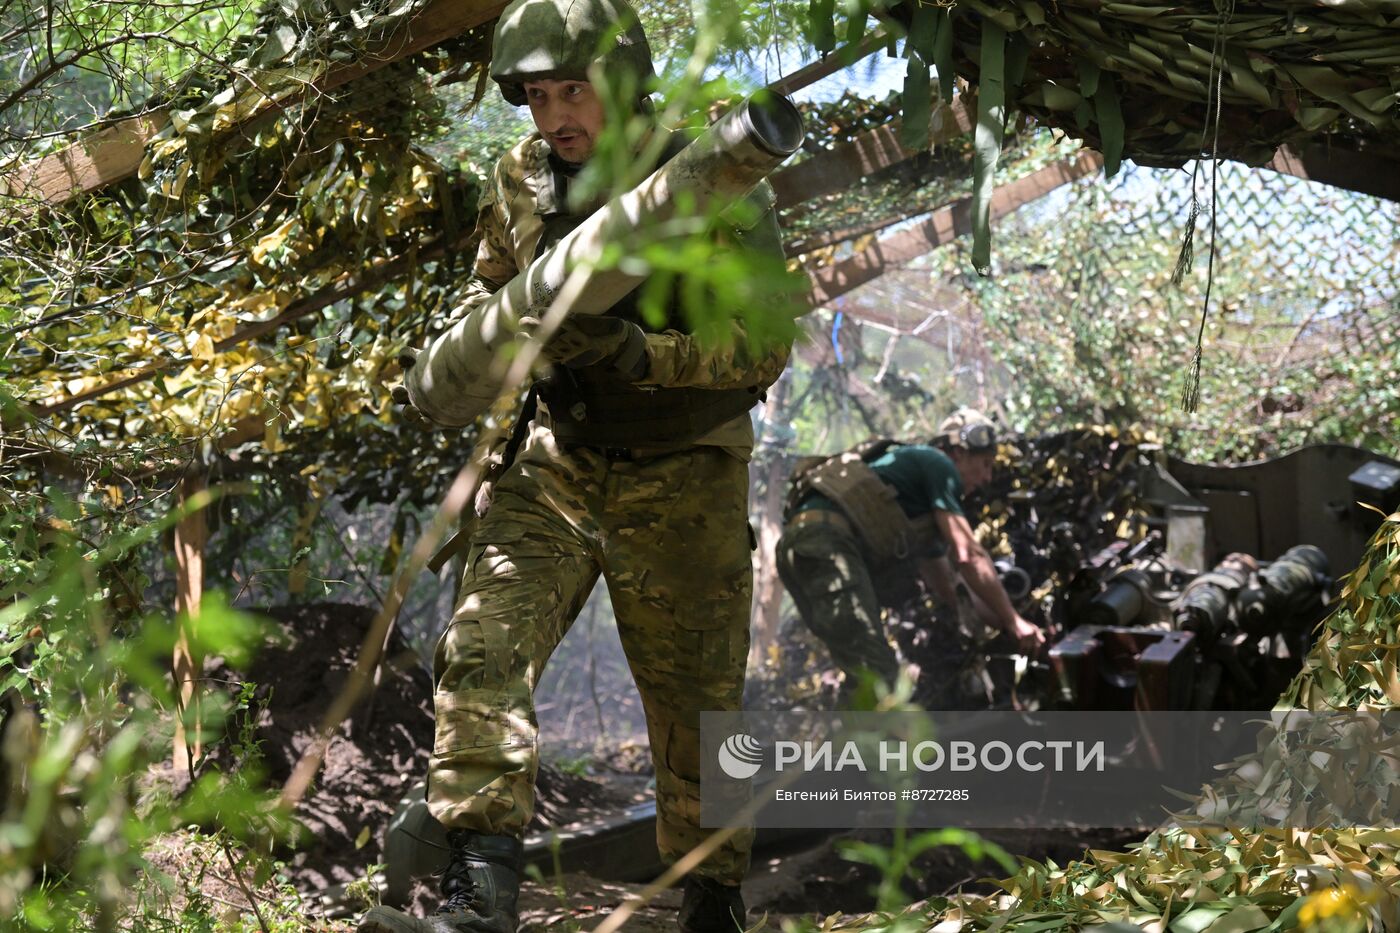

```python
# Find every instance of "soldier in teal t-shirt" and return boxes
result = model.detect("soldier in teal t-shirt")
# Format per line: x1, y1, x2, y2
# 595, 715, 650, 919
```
776, 409, 1045, 699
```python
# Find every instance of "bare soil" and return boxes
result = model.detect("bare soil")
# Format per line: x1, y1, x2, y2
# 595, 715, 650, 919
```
202, 603, 648, 896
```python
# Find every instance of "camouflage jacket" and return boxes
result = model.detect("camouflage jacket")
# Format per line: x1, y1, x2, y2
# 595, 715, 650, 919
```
454, 131, 793, 457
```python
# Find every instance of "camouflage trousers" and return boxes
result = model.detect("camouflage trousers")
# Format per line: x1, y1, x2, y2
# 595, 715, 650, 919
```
427, 428, 755, 883
774, 518, 901, 690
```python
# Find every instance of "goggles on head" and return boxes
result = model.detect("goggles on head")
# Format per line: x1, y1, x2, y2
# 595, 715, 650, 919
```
954, 421, 997, 452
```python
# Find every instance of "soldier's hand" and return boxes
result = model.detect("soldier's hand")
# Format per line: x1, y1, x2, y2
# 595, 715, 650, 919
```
1006, 615, 1046, 653
390, 347, 427, 425
530, 315, 649, 381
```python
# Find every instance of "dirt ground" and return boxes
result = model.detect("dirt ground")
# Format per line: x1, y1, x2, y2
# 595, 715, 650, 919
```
201, 603, 648, 895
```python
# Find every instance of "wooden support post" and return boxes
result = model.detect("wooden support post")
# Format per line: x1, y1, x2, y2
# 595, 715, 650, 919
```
173, 473, 207, 772
287, 497, 324, 597
769, 97, 977, 210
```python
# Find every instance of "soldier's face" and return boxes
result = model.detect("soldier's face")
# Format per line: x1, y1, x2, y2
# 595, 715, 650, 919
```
951, 448, 996, 491
523, 79, 606, 163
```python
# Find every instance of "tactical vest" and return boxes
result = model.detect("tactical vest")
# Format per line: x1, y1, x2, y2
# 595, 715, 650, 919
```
529, 132, 763, 447
785, 439, 943, 567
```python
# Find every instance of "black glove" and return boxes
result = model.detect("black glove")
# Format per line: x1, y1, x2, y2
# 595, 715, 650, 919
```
532, 315, 649, 382
390, 347, 426, 425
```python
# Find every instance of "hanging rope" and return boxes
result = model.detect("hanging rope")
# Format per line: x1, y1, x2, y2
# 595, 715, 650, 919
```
1179, 0, 1236, 413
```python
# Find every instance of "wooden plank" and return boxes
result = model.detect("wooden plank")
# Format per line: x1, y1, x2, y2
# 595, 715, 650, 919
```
1264, 143, 1400, 204
3, 113, 169, 203
2, 0, 509, 205
766, 29, 893, 98
804, 150, 1104, 308
770, 97, 976, 210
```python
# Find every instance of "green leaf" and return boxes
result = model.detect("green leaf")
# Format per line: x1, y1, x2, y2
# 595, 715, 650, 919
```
1172, 906, 1229, 933
906, 1, 939, 62
253, 24, 299, 67
1078, 57, 1101, 98
1075, 98, 1094, 129
1005, 31, 1032, 91
808, 0, 837, 54
843, 0, 868, 45
1201, 904, 1271, 933
1262, 896, 1306, 932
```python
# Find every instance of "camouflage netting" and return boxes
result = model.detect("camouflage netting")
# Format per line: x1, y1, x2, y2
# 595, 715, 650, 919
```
795, 0, 1400, 272
2, 0, 497, 509
818, 512, 1400, 932
817, 148, 1400, 462
879, 0, 1400, 169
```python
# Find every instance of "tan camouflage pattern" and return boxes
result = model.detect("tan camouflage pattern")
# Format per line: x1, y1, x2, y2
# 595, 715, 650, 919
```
427, 426, 755, 881
450, 135, 552, 308
445, 133, 789, 460
416, 123, 796, 882
774, 521, 901, 690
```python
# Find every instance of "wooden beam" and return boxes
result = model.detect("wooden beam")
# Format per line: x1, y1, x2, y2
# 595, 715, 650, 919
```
1264, 143, 1400, 204
2, 113, 170, 204
2, 0, 509, 204
766, 29, 893, 98
804, 150, 1103, 308
770, 97, 976, 210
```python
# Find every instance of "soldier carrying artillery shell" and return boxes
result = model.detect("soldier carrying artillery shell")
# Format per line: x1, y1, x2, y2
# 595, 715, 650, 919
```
359, 1, 800, 931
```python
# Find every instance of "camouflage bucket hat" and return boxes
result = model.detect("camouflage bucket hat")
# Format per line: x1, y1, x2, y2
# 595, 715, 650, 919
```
490, 0, 657, 106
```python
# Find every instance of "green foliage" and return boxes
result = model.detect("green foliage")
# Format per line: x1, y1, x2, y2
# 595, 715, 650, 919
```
127, 829, 330, 932
1, 1, 816, 925
0, 0, 253, 141
0, 487, 301, 930
3, 0, 490, 524
840, 827, 1015, 915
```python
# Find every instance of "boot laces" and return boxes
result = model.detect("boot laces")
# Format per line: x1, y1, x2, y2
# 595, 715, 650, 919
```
439, 856, 486, 914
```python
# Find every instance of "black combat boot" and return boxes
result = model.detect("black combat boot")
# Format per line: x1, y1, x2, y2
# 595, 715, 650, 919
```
678, 875, 746, 933
358, 831, 524, 933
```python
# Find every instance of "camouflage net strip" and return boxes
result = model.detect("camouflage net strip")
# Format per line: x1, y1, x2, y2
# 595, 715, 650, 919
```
933, 0, 1400, 169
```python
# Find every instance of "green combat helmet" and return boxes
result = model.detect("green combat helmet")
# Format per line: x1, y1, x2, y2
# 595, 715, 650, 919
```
489, 0, 657, 106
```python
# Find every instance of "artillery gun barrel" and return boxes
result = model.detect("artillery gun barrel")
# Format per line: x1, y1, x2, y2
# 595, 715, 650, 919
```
405, 93, 805, 426
1173, 553, 1256, 642
1083, 568, 1153, 628
1238, 544, 1330, 632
